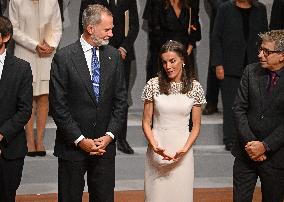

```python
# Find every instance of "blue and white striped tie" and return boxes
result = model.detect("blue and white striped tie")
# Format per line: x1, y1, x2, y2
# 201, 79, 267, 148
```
91, 47, 100, 101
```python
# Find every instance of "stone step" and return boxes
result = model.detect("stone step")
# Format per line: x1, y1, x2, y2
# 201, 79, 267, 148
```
42, 112, 223, 150
17, 177, 237, 195
21, 145, 233, 185
18, 145, 235, 195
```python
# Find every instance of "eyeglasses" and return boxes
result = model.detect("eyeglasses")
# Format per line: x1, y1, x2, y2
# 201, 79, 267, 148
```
258, 47, 283, 57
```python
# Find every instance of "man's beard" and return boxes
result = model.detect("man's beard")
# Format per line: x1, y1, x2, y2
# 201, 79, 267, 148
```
91, 35, 109, 47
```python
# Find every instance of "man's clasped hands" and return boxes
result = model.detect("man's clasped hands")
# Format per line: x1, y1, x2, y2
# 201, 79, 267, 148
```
78, 135, 113, 156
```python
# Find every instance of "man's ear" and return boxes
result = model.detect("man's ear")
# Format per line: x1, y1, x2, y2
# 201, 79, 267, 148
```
280, 52, 284, 62
86, 25, 95, 35
2, 34, 11, 43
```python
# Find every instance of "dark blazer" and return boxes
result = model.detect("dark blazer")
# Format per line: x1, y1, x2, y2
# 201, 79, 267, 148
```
232, 63, 284, 168
211, 0, 268, 77
79, 0, 139, 60
270, 0, 284, 30
50, 40, 128, 161
0, 54, 33, 159
206, 0, 228, 33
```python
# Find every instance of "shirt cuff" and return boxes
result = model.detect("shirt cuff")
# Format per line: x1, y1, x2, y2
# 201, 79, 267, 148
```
119, 47, 127, 54
106, 132, 115, 139
262, 141, 271, 152
74, 135, 85, 146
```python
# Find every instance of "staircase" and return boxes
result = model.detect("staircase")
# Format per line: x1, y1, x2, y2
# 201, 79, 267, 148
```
17, 112, 235, 195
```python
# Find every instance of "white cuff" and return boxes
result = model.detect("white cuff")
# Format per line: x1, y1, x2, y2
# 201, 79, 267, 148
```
119, 47, 127, 54
74, 135, 85, 146
106, 132, 114, 139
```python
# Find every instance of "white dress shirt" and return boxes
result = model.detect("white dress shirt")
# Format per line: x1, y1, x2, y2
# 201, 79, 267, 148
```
0, 50, 7, 80
74, 37, 114, 146
0, 50, 6, 153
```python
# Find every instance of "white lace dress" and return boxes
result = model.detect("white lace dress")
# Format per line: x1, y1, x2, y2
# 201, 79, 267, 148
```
141, 77, 206, 202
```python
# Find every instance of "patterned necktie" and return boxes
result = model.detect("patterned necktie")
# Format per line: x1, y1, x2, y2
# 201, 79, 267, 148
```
91, 47, 100, 101
269, 71, 278, 92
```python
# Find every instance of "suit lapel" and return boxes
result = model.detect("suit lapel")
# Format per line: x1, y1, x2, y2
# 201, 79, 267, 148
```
0, 54, 15, 97
71, 41, 98, 106
98, 46, 113, 103
258, 68, 269, 112
270, 70, 284, 105
258, 68, 284, 112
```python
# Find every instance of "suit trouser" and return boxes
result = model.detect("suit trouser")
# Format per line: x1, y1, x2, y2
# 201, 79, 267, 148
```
146, 41, 160, 82
0, 156, 24, 202
119, 58, 131, 141
205, 8, 220, 106
205, 64, 220, 106
220, 76, 240, 145
233, 157, 284, 202
58, 157, 115, 202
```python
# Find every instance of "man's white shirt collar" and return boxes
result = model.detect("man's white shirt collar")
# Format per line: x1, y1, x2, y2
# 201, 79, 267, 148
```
0, 50, 7, 80
0, 50, 6, 65
80, 36, 93, 53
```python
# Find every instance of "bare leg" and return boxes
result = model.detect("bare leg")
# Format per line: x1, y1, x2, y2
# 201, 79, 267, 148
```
25, 99, 36, 152
35, 94, 49, 152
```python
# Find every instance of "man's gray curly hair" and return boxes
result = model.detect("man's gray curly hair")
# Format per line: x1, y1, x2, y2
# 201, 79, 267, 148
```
259, 30, 284, 52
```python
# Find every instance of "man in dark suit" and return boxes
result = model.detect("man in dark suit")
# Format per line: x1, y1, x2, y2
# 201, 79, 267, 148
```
232, 30, 284, 202
50, 4, 127, 202
202, 0, 228, 115
79, 0, 139, 154
211, 0, 268, 151
270, 0, 284, 30
0, 16, 33, 202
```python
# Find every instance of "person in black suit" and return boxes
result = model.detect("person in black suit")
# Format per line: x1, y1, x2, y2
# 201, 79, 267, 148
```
0, 16, 33, 202
270, 0, 284, 30
211, 0, 268, 151
79, 0, 139, 154
202, 0, 228, 115
50, 4, 127, 202
232, 30, 284, 202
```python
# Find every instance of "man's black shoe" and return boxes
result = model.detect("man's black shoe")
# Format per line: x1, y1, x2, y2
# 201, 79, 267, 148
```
202, 104, 218, 115
225, 143, 233, 151
117, 140, 134, 154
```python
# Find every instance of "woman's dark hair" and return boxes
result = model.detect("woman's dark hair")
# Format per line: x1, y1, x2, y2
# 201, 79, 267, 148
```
158, 40, 196, 95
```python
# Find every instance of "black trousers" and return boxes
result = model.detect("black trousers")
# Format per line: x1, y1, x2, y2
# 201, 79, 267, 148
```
0, 156, 24, 202
146, 41, 160, 82
220, 76, 240, 145
58, 157, 115, 202
119, 58, 131, 141
233, 157, 284, 202
205, 64, 220, 106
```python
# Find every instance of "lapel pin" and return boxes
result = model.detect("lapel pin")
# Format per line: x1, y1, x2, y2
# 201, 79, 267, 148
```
108, 56, 111, 60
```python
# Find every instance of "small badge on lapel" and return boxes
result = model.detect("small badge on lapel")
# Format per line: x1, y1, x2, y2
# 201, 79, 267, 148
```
108, 56, 111, 60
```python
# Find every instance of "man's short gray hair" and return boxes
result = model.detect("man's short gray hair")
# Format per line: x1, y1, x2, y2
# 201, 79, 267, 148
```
259, 30, 284, 52
82, 4, 112, 30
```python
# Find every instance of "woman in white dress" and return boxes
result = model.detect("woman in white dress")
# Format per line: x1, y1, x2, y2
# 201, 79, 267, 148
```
142, 40, 206, 202
9, 0, 62, 156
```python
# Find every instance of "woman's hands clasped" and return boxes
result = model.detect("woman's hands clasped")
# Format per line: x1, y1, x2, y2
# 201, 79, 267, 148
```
173, 148, 187, 161
152, 145, 173, 161
36, 40, 55, 58
151, 144, 189, 162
